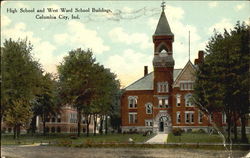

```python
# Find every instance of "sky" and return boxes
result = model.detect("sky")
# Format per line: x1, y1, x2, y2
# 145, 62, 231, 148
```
1, 1, 249, 88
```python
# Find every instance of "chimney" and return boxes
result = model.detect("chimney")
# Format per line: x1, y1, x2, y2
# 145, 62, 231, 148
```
144, 66, 148, 76
198, 50, 204, 61
194, 50, 204, 65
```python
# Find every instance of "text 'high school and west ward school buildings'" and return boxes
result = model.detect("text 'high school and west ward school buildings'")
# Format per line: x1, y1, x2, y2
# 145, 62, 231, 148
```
120, 6, 234, 134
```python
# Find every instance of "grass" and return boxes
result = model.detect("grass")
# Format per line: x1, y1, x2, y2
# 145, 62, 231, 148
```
167, 133, 250, 144
1, 133, 153, 145
167, 133, 225, 143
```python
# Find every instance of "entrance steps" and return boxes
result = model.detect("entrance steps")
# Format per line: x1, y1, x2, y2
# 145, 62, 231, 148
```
146, 133, 168, 144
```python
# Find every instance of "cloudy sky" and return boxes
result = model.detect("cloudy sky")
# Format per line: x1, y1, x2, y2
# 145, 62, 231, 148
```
1, 1, 249, 87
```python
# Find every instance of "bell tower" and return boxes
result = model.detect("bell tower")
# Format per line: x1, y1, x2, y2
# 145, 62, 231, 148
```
153, 2, 174, 101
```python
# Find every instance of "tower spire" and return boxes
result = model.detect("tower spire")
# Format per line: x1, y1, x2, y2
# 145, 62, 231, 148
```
161, 1, 166, 12
189, 31, 190, 61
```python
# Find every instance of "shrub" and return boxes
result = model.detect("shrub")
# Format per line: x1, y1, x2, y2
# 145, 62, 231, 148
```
172, 128, 183, 136
186, 129, 192, 133
69, 135, 77, 139
143, 130, 152, 136
198, 129, 206, 134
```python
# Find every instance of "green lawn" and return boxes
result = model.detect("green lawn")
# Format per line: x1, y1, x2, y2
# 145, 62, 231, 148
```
167, 133, 224, 143
1, 133, 153, 145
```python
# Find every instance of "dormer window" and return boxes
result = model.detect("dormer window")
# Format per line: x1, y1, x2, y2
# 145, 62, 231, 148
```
158, 82, 168, 93
128, 96, 138, 108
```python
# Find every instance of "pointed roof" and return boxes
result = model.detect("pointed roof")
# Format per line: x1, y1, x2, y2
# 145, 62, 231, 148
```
173, 60, 196, 87
154, 11, 173, 36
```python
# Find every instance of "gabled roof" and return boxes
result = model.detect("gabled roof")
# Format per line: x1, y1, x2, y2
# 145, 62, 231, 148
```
125, 69, 182, 91
154, 11, 173, 36
173, 60, 196, 87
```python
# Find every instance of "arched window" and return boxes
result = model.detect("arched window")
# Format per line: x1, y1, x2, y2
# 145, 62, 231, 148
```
145, 103, 153, 114
176, 94, 181, 106
57, 115, 61, 122
128, 96, 138, 108
185, 94, 193, 107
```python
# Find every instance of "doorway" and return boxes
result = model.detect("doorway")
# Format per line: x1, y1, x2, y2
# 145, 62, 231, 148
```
159, 117, 164, 132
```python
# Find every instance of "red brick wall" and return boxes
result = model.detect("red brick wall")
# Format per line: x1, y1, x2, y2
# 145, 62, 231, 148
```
121, 90, 154, 126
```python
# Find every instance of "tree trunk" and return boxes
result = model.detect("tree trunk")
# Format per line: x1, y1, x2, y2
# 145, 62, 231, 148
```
13, 124, 17, 139
86, 114, 91, 137
105, 115, 108, 135
241, 114, 248, 143
227, 113, 231, 143
233, 112, 237, 141
17, 124, 20, 138
93, 114, 97, 136
77, 109, 82, 137
43, 114, 46, 136
99, 115, 103, 135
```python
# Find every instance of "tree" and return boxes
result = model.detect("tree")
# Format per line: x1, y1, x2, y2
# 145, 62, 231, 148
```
57, 48, 95, 137
1, 39, 43, 139
32, 73, 58, 136
193, 21, 249, 143
89, 65, 120, 135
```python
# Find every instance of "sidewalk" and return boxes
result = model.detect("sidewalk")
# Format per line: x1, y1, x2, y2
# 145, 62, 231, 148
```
146, 133, 168, 144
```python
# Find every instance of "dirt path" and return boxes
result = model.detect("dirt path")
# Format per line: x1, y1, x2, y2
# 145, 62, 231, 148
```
1, 145, 248, 158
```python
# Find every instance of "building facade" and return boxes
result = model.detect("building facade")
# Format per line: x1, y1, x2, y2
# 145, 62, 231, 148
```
37, 105, 96, 134
120, 6, 227, 133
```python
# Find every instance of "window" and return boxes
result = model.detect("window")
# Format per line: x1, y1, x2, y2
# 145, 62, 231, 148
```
129, 113, 137, 124
209, 113, 213, 123
52, 117, 56, 122
158, 82, 168, 93
70, 113, 77, 123
180, 81, 194, 90
145, 103, 153, 114
185, 111, 194, 124
222, 112, 226, 124
128, 96, 138, 108
176, 112, 181, 124
198, 111, 203, 124
185, 94, 194, 107
57, 115, 61, 123
57, 127, 61, 133
51, 127, 55, 133
158, 97, 168, 108
145, 120, 153, 127
176, 94, 181, 106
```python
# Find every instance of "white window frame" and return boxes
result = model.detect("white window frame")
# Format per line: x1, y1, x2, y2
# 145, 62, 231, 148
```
145, 103, 153, 114
198, 111, 203, 124
176, 94, 181, 107
185, 111, 194, 124
128, 112, 137, 124
176, 111, 181, 124
185, 94, 194, 107
128, 96, 138, 108
145, 120, 153, 127
158, 96, 169, 108
180, 81, 194, 91
157, 82, 169, 93
209, 113, 213, 123
222, 112, 227, 124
